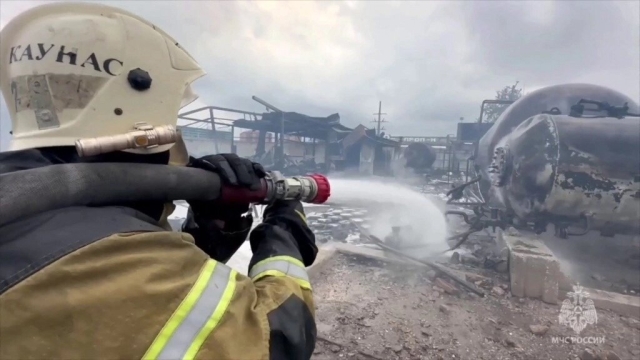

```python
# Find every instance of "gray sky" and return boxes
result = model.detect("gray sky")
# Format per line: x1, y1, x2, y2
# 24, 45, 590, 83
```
1, 0, 639, 150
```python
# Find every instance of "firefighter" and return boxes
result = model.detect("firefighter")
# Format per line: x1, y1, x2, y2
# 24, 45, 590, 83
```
0, 3, 317, 360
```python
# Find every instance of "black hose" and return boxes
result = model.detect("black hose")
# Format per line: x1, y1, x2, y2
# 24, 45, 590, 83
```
0, 163, 223, 227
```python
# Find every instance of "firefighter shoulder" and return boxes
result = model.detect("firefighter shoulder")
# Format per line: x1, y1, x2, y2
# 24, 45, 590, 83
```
0, 3, 317, 360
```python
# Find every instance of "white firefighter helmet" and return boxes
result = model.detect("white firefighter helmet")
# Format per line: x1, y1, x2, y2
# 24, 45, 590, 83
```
0, 2, 206, 153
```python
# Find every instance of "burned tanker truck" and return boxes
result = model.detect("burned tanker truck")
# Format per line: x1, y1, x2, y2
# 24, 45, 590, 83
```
448, 83, 640, 239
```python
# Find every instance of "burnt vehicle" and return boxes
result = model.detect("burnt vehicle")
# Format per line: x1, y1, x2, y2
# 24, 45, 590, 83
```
446, 84, 640, 240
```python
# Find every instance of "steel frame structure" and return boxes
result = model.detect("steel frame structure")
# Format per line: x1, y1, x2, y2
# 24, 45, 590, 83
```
176, 97, 341, 170
177, 105, 263, 154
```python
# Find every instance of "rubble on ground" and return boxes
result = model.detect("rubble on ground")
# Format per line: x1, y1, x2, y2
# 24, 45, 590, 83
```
300, 176, 640, 358
311, 252, 640, 360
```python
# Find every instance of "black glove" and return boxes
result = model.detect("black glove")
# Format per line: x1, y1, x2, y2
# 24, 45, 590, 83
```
251, 200, 318, 266
182, 206, 252, 263
187, 154, 266, 221
183, 153, 266, 262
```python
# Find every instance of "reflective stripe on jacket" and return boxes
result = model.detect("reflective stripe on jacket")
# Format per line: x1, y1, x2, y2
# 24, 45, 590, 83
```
143, 260, 237, 360
143, 254, 311, 360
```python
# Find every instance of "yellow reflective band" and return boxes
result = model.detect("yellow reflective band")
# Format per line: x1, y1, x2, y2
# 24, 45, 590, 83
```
253, 269, 312, 290
142, 260, 236, 360
183, 270, 237, 359
253, 255, 305, 270
142, 260, 216, 360
295, 210, 307, 224
249, 256, 311, 290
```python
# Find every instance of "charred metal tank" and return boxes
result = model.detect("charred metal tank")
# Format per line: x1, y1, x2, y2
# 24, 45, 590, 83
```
472, 83, 640, 237
476, 83, 639, 199
404, 142, 437, 172
488, 113, 640, 236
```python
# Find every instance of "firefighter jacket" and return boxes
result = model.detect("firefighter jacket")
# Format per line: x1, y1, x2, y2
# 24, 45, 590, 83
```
0, 150, 317, 360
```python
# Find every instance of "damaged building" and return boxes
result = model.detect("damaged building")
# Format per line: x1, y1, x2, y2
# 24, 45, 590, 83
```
330, 124, 401, 176
176, 101, 400, 176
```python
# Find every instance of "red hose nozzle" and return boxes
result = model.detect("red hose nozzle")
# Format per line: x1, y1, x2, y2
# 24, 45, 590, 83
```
219, 172, 331, 205
309, 173, 331, 204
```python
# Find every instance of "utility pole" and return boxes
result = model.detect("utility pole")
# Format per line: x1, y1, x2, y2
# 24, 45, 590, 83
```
371, 101, 387, 136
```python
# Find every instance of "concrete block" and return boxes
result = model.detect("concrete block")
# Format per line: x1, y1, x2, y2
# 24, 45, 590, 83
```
503, 232, 560, 304
557, 266, 573, 292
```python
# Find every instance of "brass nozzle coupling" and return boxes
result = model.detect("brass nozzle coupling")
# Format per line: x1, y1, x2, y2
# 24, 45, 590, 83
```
265, 171, 331, 204
75, 123, 178, 157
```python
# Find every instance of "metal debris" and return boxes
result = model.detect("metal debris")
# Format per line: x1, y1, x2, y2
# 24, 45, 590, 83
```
356, 227, 485, 297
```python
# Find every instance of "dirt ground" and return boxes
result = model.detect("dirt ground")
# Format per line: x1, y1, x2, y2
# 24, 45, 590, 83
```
310, 252, 640, 360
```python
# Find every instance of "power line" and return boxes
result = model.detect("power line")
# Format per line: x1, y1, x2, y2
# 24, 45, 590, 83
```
371, 101, 388, 136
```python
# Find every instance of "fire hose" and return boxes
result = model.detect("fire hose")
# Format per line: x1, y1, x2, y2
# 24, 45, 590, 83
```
0, 163, 330, 227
